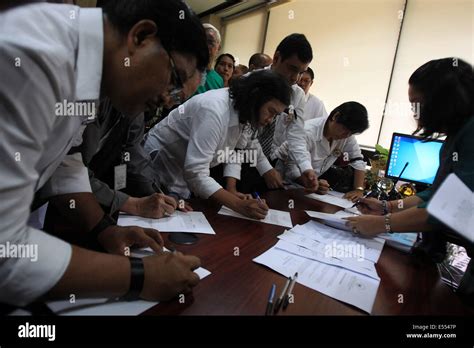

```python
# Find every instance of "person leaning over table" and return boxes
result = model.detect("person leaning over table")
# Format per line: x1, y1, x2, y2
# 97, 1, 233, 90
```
345, 58, 474, 298
275, 102, 369, 202
0, 0, 208, 309
143, 70, 292, 220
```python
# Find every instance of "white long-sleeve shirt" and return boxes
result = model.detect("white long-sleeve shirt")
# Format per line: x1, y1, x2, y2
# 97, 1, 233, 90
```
271, 84, 313, 173
143, 88, 273, 199
280, 117, 366, 180
0, 4, 103, 306
302, 93, 328, 121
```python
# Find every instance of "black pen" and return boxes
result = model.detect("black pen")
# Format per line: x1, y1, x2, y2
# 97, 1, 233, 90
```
265, 284, 276, 316
350, 190, 372, 208
274, 276, 292, 314
282, 272, 298, 310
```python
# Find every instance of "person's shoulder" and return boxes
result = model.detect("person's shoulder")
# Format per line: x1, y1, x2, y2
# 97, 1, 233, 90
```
0, 4, 79, 67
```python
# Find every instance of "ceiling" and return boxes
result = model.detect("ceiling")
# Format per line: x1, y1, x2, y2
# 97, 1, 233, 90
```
186, 0, 277, 19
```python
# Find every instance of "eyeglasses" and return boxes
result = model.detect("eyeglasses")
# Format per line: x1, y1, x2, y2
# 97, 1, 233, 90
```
166, 49, 184, 104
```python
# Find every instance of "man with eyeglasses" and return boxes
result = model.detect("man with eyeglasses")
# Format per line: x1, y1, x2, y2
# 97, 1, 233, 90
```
0, 0, 209, 310
42, 55, 203, 229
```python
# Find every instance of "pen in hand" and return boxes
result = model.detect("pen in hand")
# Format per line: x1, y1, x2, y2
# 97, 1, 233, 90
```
351, 190, 372, 208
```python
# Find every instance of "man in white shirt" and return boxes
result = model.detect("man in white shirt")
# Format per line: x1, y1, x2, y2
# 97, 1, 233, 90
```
297, 67, 328, 121
280, 102, 369, 202
256, 34, 319, 192
0, 0, 208, 308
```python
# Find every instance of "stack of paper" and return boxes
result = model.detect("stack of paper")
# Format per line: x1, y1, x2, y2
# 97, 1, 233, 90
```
46, 247, 211, 316
378, 232, 418, 253
306, 193, 355, 209
117, 211, 216, 234
218, 206, 293, 228
253, 220, 385, 313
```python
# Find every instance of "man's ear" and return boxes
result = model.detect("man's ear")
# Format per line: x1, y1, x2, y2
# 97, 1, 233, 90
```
331, 111, 340, 122
273, 52, 280, 65
126, 19, 158, 55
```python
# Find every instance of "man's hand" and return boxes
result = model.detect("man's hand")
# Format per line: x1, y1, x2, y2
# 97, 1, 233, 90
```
98, 225, 163, 255
300, 169, 319, 192
226, 186, 253, 200
123, 194, 177, 218
233, 199, 269, 220
263, 169, 284, 189
140, 251, 201, 301
316, 179, 330, 195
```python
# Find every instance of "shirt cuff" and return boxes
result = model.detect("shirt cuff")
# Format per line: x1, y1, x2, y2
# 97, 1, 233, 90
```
223, 163, 242, 180
298, 160, 313, 174
0, 229, 72, 307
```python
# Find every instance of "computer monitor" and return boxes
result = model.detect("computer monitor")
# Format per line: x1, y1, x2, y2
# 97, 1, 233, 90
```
385, 132, 444, 186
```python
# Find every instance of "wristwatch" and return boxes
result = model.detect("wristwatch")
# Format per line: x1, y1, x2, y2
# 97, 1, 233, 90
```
121, 257, 145, 301
354, 186, 365, 191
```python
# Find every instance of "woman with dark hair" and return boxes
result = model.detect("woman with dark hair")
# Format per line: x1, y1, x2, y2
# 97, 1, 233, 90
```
215, 53, 236, 87
143, 70, 291, 219
345, 57, 474, 298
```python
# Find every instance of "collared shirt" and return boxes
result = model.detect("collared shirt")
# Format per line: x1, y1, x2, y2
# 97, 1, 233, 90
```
271, 84, 311, 171
143, 88, 273, 199
280, 117, 366, 180
0, 4, 103, 306
302, 93, 328, 121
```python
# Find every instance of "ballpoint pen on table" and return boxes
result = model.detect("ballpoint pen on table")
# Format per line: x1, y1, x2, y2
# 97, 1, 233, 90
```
282, 272, 298, 310
274, 276, 292, 314
265, 283, 276, 316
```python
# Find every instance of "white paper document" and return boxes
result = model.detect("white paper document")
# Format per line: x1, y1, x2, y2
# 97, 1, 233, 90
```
305, 210, 355, 231
288, 221, 385, 263
274, 239, 379, 280
117, 211, 215, 234
427, 173, 474, 243
306, 193, 355, 209
328, 190, 345, 198
46, 248, 211, 316
253, 246, 380, 313
218, 206, 293, 228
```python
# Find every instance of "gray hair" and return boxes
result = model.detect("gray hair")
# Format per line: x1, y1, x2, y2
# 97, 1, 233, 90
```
203, 23, 221, 45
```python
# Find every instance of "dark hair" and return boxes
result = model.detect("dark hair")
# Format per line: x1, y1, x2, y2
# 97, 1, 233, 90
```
229, 70, 292, 127
101, 0, 209, 72
248, 53, 271, 69
275, 33, 313, 63
409, 57, 474, 139
215, 53, 236, 70
329, 102, 369, 134
304, 67, 315, 81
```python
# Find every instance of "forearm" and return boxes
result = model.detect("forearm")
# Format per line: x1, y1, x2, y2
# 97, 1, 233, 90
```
390, 207, 434, 232
49, 192, 105, 233
210, 188, 241, 210
225, 177, 238, 191
388, 195, 424, 213
353, 169, 365, 189
121, 197, 139, 215
46, 245, 130, 299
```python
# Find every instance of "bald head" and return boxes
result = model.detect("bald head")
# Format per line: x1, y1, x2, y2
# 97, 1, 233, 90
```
248, 53, 272, 71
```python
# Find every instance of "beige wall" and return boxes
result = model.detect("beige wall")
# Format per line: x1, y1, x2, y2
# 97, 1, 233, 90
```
220, 8, 269, 67
264, 0, 405, 147
378, 0, 474, 147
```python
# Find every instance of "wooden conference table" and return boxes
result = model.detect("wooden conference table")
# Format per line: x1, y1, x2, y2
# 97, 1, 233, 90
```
143, 189, 473, 316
